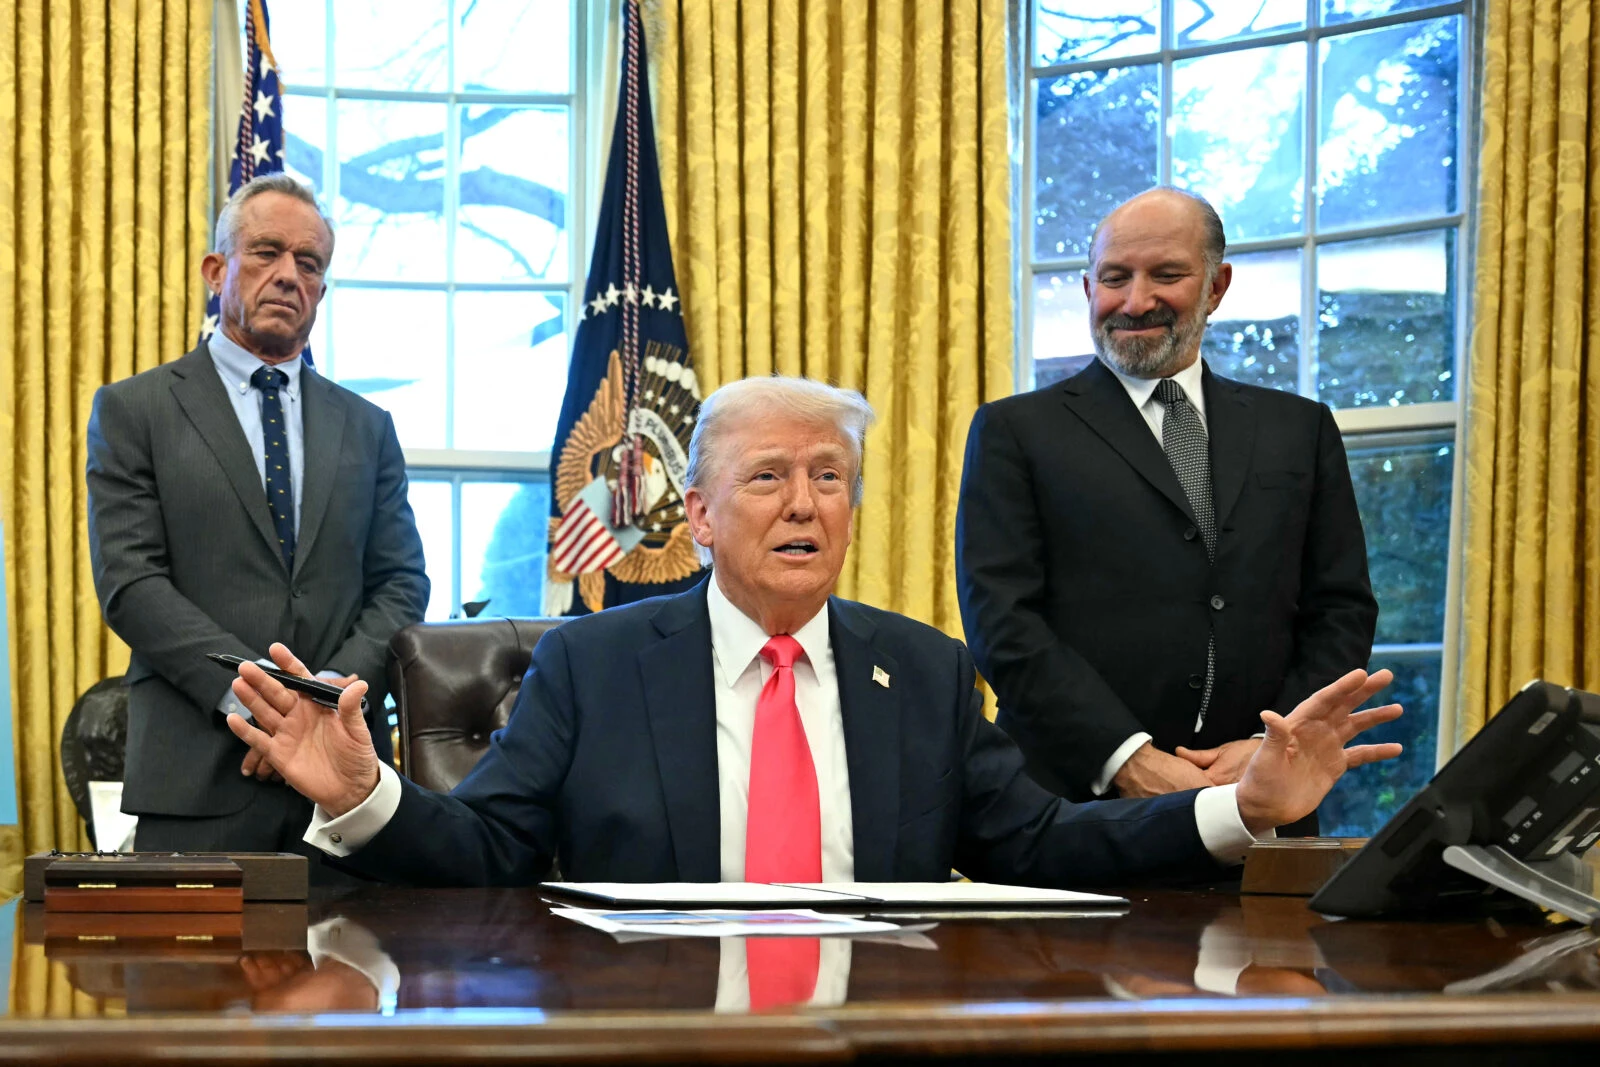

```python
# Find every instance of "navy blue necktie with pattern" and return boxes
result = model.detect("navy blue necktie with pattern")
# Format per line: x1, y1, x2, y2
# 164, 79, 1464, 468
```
251, 366, 295, 571
1155, 377, 1216, 731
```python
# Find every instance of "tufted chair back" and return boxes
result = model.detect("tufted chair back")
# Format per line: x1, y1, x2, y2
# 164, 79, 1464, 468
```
386, 618, 564, 794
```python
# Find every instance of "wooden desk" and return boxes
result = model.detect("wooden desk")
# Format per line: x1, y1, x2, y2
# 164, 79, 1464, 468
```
5, 885, 1600, 1064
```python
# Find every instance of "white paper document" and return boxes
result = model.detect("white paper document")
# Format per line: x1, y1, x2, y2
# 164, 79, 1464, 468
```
551, 907, 901, 939
541, 880, 1127, 908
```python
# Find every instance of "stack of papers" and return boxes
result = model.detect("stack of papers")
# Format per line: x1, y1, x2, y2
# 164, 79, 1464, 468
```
540, 881, 1127, 909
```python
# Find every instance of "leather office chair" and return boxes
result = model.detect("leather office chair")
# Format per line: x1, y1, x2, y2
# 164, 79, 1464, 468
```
386, 618, 563, 794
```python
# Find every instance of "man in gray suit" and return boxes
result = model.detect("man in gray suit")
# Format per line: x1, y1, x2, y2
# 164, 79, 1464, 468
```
86, 174, 429, 870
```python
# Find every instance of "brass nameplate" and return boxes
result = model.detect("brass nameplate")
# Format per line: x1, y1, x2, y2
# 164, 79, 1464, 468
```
174, 884, 215, 890
77, 883, 117, 890
175, 935, 214, 942
76, 935, 116, 942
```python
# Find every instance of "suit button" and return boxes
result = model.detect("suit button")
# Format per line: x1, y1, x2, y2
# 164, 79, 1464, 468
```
1189, 674, 1204, 690
1210, 594, 1225, 610
292, 587, 305, 598
1184, 527, 1198, 541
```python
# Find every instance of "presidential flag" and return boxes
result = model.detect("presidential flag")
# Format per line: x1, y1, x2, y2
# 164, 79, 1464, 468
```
199, 0, 309, 365
544, 0, 702, 616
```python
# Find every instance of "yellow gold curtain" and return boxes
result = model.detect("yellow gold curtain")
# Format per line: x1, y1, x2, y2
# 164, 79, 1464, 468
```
1457, 0, 1600, 742
0, 0, 212, 862
645, 0, 1016, 640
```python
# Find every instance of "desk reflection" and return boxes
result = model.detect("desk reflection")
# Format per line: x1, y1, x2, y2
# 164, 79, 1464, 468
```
9, 887, 1593, 1019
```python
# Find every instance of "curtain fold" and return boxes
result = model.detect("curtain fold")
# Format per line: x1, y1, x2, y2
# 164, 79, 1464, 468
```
646, 0, 1015, 641
0, 0, 213, 860
1457, 0, 1600, 742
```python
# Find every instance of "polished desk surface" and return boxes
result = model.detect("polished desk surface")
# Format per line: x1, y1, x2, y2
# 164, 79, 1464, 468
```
7, 885, 1600, 1064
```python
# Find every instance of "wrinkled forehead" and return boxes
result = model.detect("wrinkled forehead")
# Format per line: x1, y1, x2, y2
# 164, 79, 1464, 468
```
238, 193, 335, 255
717, 407, 856, 467
1091, 195, 1208, 267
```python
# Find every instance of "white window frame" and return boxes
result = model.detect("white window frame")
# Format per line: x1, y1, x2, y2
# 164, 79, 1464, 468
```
1019, 0, 1476, 767
280, 0, 610, 616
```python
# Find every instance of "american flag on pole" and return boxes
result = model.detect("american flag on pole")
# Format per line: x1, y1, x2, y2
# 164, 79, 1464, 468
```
198, 0, 308, 364
544, 0, 702, 616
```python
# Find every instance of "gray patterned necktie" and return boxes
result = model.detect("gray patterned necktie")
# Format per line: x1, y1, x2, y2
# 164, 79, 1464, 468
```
1155, 377, 1215, 729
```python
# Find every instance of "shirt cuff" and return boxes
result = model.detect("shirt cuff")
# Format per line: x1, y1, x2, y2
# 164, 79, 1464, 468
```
1194, 783, 1276, 866
304, 761, 402, 857
1092, 733, 1153, 796
308, 917, 400, 1013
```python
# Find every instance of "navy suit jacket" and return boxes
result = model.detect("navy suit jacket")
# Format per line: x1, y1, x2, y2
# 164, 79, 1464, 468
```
346, 580, 1224, 888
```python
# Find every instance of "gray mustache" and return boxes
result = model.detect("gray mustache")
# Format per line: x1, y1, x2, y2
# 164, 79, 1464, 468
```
1103, 310, 1177, 331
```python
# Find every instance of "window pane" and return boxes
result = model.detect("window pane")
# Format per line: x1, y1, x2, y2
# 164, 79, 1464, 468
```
1175, 0, 1304, 45
456, 106, 570, 283
1348, 436, 1453, 645
1322, 0, 1442, 26
462, 480, 552, 616
1035, 1, 1159, 66
1173, 42, 1307, 241
330, 287, 447, 449
1034, 355, 1095, 389
1316, 228, 1455, 408
269, 0, 328, 88
407, 480, 455, 621
458, 0, 571, 93
1032, 270, 1093, 363
1318, 651, 1441, 835
334, 100, 448, 282
1202, 248, 1301, 392
453, 291, 569, 452
332, 0, 447, 92
280, 93, 327, 196
1034, 66, 1159, 260
1318, 17, 1460, 230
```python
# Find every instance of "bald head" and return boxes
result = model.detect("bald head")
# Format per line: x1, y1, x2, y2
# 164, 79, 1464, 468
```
1081, 186, 1233, 379
1089, 187, 1226, 275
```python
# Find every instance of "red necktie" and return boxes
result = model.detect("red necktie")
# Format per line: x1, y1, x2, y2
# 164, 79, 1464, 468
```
744, 634, 822, 883
746, 936, 821, 1011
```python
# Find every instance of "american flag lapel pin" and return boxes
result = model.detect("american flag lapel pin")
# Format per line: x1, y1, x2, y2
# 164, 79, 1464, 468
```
872, 666, 891, 688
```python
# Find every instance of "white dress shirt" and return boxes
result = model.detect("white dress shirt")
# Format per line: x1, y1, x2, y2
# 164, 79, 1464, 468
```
1090, 355, 1208, 795
307, 576, 1265, 867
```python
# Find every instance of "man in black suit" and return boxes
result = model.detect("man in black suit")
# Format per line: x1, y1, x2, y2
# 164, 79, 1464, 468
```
223, 375, 1397, 889
957, 187, 1378, 811
86, 174, 429, 867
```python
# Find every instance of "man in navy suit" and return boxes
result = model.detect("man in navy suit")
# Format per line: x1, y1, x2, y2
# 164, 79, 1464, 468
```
224, 376, 1400, 888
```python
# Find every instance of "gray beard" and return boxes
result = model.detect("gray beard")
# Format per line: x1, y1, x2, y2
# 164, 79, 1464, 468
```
1092, 304, 1210, 379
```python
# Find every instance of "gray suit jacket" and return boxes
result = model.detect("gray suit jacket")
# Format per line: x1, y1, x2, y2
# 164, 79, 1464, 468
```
87, 343, 429, 817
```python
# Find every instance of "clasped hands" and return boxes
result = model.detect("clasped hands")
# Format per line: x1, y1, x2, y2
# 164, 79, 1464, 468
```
1111, 669, 1403, 834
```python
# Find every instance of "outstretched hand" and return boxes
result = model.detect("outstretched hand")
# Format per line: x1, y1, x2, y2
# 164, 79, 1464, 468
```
1234, 668, 1403, 834
225, 642, 381, 818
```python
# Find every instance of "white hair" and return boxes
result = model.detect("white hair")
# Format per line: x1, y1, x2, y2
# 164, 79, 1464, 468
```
213, 173, 335, 258
685, 376, 876, 565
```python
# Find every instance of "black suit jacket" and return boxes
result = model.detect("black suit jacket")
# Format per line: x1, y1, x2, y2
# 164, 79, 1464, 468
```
86, 344, 429, 816
344, 580, 1222, 888
956, 359, 1377, 799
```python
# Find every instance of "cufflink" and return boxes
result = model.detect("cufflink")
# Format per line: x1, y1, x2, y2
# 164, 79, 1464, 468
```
330, 833, 342, 844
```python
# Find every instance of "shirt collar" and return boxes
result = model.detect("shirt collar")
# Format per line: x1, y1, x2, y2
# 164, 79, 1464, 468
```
1103, 353, 1207, 417
706, 574, 831, 688
208, 328, 304, 399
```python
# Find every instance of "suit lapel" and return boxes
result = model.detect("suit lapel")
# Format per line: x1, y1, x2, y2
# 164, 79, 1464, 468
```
1202, 365, 1256, 531
294, 368, 347, 577
1060, 359, 1197, 525
829, 598, 901, 883
639, 584, 722, 881
167, 345, 285, 569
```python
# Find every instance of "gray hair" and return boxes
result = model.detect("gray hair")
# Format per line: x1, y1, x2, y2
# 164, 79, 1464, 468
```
213, 173, 335, 257
685, 376, 875, 564
1089, 185, 1226, 272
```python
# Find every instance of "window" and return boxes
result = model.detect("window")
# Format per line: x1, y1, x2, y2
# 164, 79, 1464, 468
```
1024, 0, 1470, 832
273, 0, 584, 619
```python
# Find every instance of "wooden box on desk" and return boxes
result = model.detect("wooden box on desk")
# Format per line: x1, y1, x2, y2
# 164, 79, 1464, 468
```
24, 851, 308, 905
1241, 837, 1367, 896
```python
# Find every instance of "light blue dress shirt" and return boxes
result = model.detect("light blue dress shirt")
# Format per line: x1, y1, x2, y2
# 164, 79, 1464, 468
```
208, 331, 335, 719
209, 329, 305, 537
